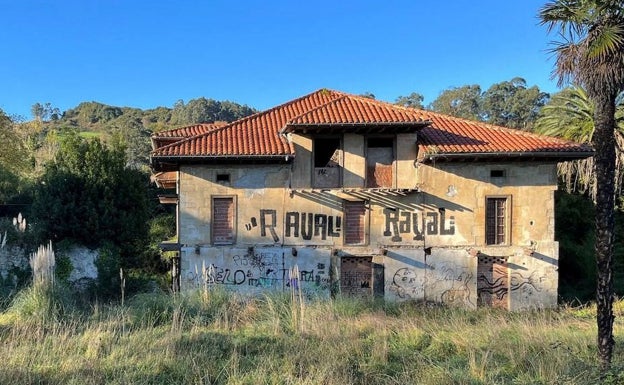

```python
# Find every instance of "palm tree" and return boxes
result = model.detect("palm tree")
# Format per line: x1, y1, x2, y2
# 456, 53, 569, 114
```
535, 86, 624, 197
540, 1, 624, 369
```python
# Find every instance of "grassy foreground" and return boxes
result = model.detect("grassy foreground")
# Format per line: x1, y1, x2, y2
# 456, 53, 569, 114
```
0, 287, 623, 385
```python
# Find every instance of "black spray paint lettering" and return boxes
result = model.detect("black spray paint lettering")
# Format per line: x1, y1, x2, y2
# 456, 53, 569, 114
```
285, 212, 341, 240
248, 210, 342, 241
383, 208, 455, 242
259, 209, 280, 242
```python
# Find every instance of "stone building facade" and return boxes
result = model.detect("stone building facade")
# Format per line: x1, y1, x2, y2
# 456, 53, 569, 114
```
151, 89, 592, 310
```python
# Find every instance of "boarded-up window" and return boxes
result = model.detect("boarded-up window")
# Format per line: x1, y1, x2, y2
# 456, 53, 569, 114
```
314, 137, 342, 188
486, 197, 508, 245
212, 197, 235, 244
367, 137, 394, 188
344, 201, 366, 245
477, 256, 508, 309
340, 257, 373, 298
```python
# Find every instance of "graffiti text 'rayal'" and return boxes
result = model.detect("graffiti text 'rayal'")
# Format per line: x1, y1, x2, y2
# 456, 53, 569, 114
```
383, 208, 455, 242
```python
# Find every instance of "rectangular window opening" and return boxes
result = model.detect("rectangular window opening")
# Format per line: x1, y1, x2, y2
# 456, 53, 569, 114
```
313, 137, 342, 188
367, 137, 394, 188
344, 200, 367, 245
216, 173, 230, 184
490, 169, 506, 178
212, 197, 235, 245
486, 197, 508, 245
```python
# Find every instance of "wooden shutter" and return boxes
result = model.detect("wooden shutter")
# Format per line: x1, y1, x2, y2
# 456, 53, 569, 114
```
344, 201, 366, 245
213, 197, 234, 244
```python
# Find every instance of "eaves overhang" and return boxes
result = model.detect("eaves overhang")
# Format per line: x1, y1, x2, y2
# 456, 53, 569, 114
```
281, 121, 431, 135
150, 154, 294, 171
421, 150, 595, 163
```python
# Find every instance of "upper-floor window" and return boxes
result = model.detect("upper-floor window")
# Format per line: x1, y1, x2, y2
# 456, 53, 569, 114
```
212, 196, 236, 245
367, 137, 394, 188
485, 196, 509, 245
313, 137, 342, 188
344, 200, 367, 245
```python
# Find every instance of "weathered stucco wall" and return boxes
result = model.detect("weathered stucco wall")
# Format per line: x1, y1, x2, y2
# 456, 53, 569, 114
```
176, 152, 560, 309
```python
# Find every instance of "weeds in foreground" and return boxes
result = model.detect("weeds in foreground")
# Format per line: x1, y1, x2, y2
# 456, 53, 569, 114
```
0, 289, 622, 384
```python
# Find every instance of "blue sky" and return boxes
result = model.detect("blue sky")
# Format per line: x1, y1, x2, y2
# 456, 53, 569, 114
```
1, 0, 559, 119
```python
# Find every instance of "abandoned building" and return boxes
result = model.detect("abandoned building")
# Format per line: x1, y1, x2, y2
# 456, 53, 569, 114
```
150, 89, 592, 310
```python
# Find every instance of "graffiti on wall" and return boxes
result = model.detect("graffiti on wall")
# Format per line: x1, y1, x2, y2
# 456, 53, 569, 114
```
245, 207, 456, 243
425, 264, 474, 307
477, 270, 545, 303
388, 263, 473, 307
185, 250, 330, 292
383, 208, 455, 242
389, 268, 425, 299
246, 209, 341, 242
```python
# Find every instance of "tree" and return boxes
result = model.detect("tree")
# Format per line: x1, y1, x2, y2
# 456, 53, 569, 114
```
31, 102, 61, 122
31, 134, 150, 267
535, 86, 624, 197
481, 77, 549, 129
395, 92, 425, 109
540, 0, 624, 369
0, 110, 26, 175
429, 85, 482, 120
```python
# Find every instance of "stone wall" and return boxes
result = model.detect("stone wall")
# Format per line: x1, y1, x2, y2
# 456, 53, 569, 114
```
175, 148, 560, 309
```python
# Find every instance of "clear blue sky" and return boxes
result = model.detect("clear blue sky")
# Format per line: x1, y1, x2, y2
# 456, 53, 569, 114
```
1, 0, 559, 119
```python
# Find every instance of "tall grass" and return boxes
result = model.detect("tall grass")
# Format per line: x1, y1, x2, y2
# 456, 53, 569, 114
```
0, 288, 623, 384
3, 241, 75, 325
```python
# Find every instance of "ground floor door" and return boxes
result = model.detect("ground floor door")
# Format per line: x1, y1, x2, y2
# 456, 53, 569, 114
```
477, 256, 509, 309
340, 256, 373, 298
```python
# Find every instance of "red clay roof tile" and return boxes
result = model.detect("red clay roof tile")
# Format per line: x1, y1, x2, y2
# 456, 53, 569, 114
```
150, 89, 592, 161
152, 122, 227, 139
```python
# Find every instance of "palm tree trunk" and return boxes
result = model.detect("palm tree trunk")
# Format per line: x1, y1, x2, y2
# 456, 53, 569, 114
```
592, 92, 617, 370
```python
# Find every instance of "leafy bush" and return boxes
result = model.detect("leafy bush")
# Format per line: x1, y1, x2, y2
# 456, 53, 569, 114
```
31, 134, 150, 268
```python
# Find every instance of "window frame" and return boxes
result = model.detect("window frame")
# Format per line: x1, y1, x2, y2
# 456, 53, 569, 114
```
485, 195, 511, 246
211, 195, 237, 245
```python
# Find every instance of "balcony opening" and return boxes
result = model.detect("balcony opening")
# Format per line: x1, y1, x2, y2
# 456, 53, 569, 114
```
313, 137, 341, 188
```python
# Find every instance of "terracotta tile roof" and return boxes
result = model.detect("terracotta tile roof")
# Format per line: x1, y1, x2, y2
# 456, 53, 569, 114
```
415, 110, 593, 159
152, 122, 228, 139
288, 94, 429, 126
151, 122, 228, 150
152, 90, 343, 158
150, 89, 592, 163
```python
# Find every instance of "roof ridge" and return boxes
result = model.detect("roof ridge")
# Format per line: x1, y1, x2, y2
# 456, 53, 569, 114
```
285, 94, 350, 125
287, 90, 430, 125
347, 92, 425, 114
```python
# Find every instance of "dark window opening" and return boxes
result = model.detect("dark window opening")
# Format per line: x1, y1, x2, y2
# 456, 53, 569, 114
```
490, 170, 505, 178
314, 138, 341, 167
368, 137, 394, 149
313, 137, 341, 188
216, 173, 230, 183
